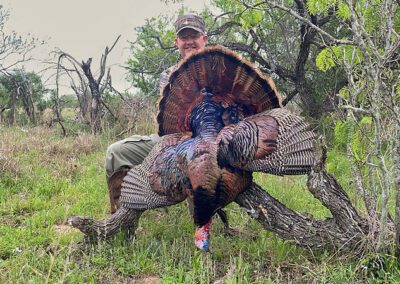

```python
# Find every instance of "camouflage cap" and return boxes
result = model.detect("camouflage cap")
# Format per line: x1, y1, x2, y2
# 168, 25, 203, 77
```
174, 14, 206, 35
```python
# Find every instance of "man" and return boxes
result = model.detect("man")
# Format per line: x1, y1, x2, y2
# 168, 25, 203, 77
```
106, 14, 208, 213
159, 14, 208, 88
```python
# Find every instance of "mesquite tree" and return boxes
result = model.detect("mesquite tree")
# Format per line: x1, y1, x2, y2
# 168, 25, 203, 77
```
311, 0, 400, 252
127, 1, 349, 119
0, 6, 42, 125
55, 36, 120, 134
0, 70, 45, 125
0, 6, 38, 75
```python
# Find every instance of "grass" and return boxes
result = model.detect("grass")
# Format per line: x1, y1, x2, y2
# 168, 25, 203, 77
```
1, 125, 400, 283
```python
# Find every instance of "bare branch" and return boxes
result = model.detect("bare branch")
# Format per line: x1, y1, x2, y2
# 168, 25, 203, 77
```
282, 89, 298, 106
122, 66, 158, 74
340, 104, 372, 115
101, 99, 117, 120
147, 35, 176, 50
208, 21, 241, 36
239, 0, 353, 45
208, 11, 236, 32
55, 54, 67, 136
224, 42, 296, 80
97, 35, 121, 85
109, 84, 129, 103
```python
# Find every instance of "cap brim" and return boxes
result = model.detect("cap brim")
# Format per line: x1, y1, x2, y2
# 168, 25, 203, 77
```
176, 26, 204, 34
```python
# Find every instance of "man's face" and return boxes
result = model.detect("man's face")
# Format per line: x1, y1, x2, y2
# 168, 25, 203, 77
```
175, 28, 208, 58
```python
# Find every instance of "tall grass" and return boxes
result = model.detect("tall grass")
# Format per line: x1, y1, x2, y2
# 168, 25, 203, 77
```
1, 126, 399, 283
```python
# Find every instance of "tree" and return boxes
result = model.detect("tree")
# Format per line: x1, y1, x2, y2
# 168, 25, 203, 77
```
0, 5, 39, 75
54, 36, 121, 134
0, 5, 44, 125
119, 0, 400, 254
126, 16, 178, 99
127, 1, 349, 119
0, 69, 45, 125
311, 0, 400, 252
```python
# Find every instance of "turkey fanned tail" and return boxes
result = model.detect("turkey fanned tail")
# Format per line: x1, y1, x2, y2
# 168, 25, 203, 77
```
217, 108, 316, 175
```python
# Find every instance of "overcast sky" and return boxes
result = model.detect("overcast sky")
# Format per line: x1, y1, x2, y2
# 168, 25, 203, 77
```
2, 0, 210, 91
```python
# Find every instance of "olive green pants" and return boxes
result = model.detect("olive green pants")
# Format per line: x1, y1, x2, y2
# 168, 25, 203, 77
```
105, 134, 158, 179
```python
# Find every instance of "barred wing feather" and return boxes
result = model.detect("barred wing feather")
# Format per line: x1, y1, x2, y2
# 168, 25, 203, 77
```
120, 133, 191, 210
217, 108, 316, 176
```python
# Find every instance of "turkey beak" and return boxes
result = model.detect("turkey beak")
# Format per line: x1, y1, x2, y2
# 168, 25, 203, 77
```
194, 219, 212, 252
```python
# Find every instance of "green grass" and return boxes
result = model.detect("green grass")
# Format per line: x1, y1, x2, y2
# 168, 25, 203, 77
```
1, 126, 399, 283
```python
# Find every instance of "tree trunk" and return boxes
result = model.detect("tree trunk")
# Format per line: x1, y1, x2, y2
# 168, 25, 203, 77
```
0, 106, 5, 124
9, 91, 16, 125
81, 58, 102, 134
235, 177, 370, 252
394, 124, 400, 256
77, 91, 91, 124
90, 93, 101, 134
20, 89, 36, 125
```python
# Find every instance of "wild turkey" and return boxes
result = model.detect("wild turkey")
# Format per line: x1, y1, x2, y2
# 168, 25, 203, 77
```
69, 45, 316, 251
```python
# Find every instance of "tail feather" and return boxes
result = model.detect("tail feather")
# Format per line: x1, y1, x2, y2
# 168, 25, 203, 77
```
157, 45, 282, 135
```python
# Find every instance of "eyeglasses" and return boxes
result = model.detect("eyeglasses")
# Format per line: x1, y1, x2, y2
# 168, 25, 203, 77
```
178, 33, 202, 41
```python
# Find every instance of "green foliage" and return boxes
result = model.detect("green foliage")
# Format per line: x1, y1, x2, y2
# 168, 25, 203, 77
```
316, 46, 363, 72
212, 0, 241, 15
307, 0, 337, 16
351, 116, 373, 162
363, 3, 383, 34
0, 69, 47, 125
213, 0, 264, 29
337, 2, 350, 20
0, 69, 45, 103
334, 120, 354, 149
338, 86, 350, 100
332, 115, 374, 163
395, 8, 400, 32
127, 16, 179, 98
60, 94, 79, 109
330, 115, 376, 190
316, 48, 337, 72
326, 150, 350, 176
239, 8, 263, 29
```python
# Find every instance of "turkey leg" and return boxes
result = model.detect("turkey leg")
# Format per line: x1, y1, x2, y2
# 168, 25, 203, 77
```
68, 207, 143, 240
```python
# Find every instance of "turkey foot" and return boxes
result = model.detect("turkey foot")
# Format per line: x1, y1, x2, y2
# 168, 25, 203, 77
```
217, 209, 256, 239
68, 208, 143, 240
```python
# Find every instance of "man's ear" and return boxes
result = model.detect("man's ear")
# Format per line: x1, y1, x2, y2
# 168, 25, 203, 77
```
203, 35, 209, 43
174, 37, 178, 46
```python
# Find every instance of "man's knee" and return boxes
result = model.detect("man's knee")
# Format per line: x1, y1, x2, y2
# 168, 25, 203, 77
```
105, 137, 156, 179
105, 140, 131, 178
106, 140, 124, 160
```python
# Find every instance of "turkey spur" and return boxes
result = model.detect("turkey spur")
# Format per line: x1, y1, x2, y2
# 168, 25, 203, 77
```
69, 46, 316, 252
